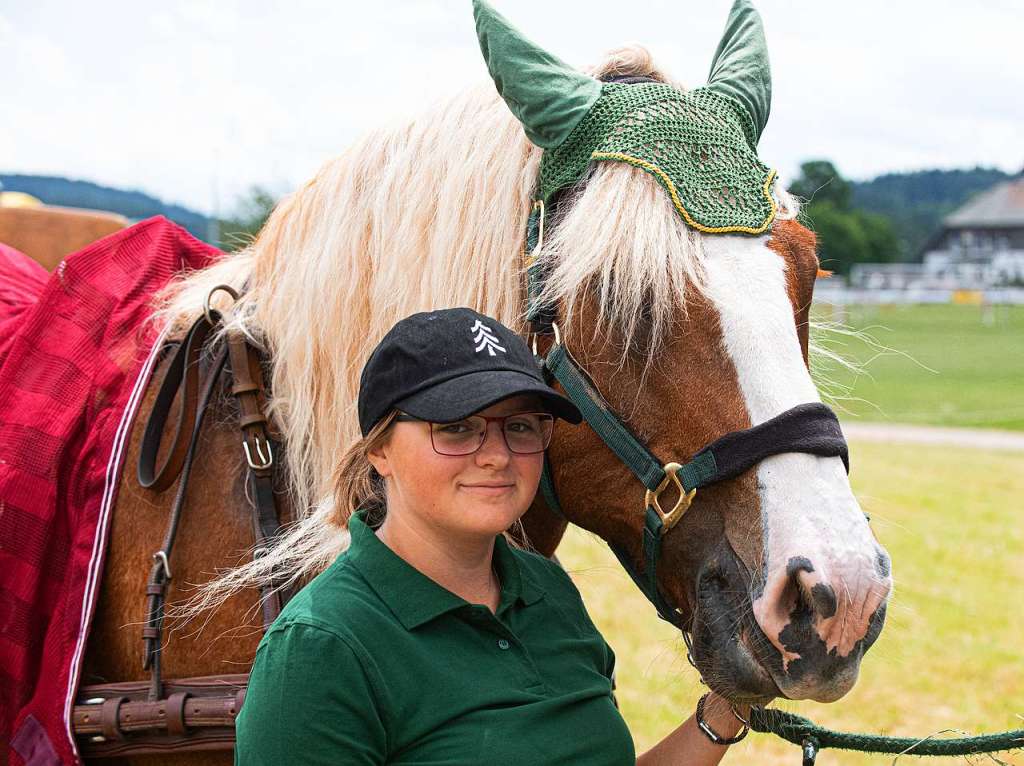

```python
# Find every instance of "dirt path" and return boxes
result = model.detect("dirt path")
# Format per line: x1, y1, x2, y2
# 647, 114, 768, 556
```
841, 422, 1024, 451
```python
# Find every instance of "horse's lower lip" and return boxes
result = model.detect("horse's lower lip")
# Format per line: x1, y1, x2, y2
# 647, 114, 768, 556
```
689, 588, 784, 703
687, 623, 782, 704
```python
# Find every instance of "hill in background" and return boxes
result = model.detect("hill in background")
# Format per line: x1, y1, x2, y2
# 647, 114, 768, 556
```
0, 173, 210, 241
851, 167, 1015, 258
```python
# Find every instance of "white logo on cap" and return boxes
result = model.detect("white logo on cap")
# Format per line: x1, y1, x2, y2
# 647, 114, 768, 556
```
470, 320, 506, 356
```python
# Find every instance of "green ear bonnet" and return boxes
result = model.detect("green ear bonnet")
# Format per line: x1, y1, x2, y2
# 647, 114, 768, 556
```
473, 0, 778, 236
539, 82, 776, 235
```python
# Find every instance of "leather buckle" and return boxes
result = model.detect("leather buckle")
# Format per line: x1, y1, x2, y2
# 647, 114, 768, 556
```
243, 434, 273, 470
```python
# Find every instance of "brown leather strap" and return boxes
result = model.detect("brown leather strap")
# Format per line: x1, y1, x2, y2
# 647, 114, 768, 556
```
165, 691, 191, 737
73, 675, 248, 758
138, 317, 291, 713
227, 331, 290, 630
77, 695, 244, 734
137, 314, 221, 492
227, 331, 273, 477
141, 334, 229, 701
99, 697, 129, 741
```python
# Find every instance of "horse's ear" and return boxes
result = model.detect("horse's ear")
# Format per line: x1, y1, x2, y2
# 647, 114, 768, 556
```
704, 0, 772, 144
472, 0, 603, 149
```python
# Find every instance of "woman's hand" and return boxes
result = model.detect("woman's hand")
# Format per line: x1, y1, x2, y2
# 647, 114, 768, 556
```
635, 691, 751, 766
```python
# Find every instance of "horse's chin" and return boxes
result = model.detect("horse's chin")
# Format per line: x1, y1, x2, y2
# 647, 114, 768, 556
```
688, 606, 781, 705
688, 564, 782, 704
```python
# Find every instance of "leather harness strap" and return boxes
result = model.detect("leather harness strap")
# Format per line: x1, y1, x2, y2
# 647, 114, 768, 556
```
141, 327, 229, 700
137, 315, 220, 492
99, 697, 129, 742
225, 331, 286, 632
137, 307, 289, 707
74, 674, 248, 757
164, 691, 191, 737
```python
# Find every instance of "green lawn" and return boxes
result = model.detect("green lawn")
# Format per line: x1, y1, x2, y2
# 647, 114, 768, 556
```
810, 303, 1024, 431
558, 440, 1024, 765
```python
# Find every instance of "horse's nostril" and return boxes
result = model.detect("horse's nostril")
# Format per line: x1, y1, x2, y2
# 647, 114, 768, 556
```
875, 549, 892, 579
784, 556, 814, 578
807, 581, 838, 620
782, 557, 837, 622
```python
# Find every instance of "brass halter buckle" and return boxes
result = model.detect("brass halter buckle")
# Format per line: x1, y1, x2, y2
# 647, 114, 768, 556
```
644, 462, 697, 534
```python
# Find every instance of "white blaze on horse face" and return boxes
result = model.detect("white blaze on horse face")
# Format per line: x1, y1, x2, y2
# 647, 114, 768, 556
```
701, 235, 890, 672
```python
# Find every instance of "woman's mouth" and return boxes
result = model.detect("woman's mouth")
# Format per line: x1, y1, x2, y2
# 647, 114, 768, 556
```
459, 482, 515, 496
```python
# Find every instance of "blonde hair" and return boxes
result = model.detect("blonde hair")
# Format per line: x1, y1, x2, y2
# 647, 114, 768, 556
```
330, 410, 397, 531
160, 44, 797, 622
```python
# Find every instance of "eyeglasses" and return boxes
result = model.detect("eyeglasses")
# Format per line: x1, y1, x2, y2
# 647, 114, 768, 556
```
394, 412, 554, 456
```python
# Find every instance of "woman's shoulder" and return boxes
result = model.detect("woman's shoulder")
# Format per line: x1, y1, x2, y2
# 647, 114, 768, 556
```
264, 554, 393, 647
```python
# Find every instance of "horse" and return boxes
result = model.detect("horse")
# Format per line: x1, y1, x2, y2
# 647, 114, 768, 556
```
5, 2, 893, 764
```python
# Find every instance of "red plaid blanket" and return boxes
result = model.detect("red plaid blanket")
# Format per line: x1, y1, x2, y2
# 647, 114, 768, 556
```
0, 218, 222, 765
0, 243, 48, 366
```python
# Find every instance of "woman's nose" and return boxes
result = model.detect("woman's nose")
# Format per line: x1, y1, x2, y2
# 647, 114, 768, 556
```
475, 422, 511, 465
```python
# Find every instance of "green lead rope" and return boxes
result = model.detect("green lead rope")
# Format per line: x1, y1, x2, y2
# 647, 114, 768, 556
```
749, 707, 1024, 764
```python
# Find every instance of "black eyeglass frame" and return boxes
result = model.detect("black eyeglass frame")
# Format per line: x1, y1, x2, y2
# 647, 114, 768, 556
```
393, 411, 554, 456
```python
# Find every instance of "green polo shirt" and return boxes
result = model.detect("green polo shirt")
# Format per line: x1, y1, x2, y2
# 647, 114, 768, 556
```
235, 510, 635, 765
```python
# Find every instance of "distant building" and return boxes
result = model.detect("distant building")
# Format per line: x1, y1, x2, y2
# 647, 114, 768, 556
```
851, 177, 1024, 291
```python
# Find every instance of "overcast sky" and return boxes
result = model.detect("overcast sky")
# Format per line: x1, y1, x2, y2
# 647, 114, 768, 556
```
4, 0, 1022, 216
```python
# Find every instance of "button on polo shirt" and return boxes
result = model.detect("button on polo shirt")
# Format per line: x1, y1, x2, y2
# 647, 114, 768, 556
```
235, 510, 635, 765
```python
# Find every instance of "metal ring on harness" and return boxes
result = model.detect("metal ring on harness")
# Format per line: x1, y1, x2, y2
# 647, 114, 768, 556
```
203, 284, 240, 325
152, 550, 172, 580
644, 462, 697, 534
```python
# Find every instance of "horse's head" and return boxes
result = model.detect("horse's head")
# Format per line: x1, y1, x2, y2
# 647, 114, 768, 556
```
475, 0, 893, 704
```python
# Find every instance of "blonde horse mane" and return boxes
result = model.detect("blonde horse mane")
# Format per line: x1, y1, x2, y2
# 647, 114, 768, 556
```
156, 45, 798, 621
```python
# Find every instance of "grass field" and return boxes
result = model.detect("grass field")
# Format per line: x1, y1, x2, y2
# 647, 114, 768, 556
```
558, 439, 1024, 765
810, 303, 1024, 431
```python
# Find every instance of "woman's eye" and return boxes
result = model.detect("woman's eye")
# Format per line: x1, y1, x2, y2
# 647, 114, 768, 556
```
437, 422, 474, 435
506, 418, 537, 433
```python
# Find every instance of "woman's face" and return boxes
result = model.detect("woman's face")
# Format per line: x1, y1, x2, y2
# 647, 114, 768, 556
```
368, 394, 545, 542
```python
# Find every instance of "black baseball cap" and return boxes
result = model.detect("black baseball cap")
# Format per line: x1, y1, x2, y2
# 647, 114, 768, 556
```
357, 308, 581, 436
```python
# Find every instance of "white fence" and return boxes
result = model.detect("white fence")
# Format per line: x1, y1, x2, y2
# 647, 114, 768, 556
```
813, 284, 1024, 305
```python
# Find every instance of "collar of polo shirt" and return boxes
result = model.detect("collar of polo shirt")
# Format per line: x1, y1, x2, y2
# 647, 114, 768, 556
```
346, 510, 547, 630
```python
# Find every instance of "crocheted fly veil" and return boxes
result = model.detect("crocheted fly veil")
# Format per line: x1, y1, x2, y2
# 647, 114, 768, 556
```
473, 0, 777, 235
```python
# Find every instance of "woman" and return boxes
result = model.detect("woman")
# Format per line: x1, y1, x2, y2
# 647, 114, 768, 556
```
235, 307, 750, 765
